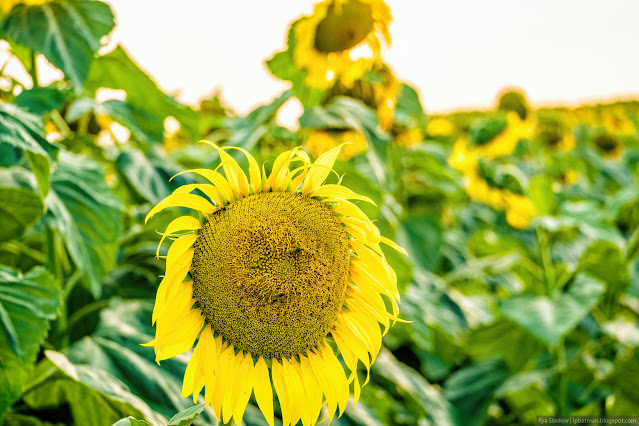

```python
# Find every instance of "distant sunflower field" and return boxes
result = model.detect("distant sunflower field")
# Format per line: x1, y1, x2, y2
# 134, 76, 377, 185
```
1, 1, 639, 425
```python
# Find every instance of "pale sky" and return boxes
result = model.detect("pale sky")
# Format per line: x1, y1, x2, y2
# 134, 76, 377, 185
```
101, 1, 639, 114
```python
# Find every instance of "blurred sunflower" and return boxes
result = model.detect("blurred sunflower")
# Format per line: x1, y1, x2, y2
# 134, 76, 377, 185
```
426, 117, 457, 138
326, 63, 400, 129
471, 112, 533, 159
0, 0, 48, 13
144, 144, 405, 426
464, 171, 535, 229
294, 0, 391, 89
395, 127, 423, 147
305, 128, 367, 160
592, 132, 623, 159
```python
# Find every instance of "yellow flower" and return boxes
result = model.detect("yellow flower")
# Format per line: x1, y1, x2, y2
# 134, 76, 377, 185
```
593, 132, 624, 159
426, 117, 456, 137
559, 170, 579, 185
448, 138, 478, 174
602, 108, 635, 136
463, 169, 534, 230
395, 127, 422, 147
306, 129, 367, 160
293, 0, 391, 89
0, 0, 48, 13
144, 144, 405, 426
473, 112, 533, 159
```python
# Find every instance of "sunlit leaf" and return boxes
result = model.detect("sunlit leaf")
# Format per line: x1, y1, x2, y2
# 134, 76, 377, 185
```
0, 0, 115, 91
500, 273, 605, 345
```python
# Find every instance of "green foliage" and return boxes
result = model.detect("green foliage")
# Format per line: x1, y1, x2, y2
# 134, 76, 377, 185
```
0, 0, 115, 91
0, 266, 60, 421
1, 1, 639, 425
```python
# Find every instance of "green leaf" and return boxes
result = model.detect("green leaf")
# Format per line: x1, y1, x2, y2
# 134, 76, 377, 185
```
0, 266, 60, 421
111, 417, 151, 426
443, 358, 510, 426
300, 96, 390, 184
0, 0, 115, 91
85, 46, 198, 139
22, 350, 164, 426
373, 349, 460, 426
529, 175, 555, 216
0, 102, 53, 198
62, 299, 217, 424
117, 149, 170, 204
47, 151, 124, 297
0, 168, 44, 241
397, 217, 442, 271
393, 83, 427, 128
500, 273, 606, 345
14, 87, 67, 114
167, 404, 206, 426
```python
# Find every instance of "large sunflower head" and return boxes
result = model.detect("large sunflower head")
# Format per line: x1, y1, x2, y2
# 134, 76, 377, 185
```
293, 0, 391, 89
144, 143, 405, 426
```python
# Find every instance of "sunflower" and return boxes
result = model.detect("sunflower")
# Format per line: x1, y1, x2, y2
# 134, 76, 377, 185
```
305, 129, 367, 160
293, 0, 391, 89
0, 0, 48, 13
144, 144, 405, 426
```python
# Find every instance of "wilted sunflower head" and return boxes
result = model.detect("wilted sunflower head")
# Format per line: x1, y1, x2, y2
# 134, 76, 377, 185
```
293, 0, 391, 89
144, 143, 406, 426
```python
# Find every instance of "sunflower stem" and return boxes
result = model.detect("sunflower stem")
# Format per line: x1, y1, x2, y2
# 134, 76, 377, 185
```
29, 52, 38, 88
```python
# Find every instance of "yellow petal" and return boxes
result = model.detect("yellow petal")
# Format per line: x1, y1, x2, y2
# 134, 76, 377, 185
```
302, 144, 344, 195
173, 168, 235, 204
263, 148, 298, 192
253, 357, 275, 426
223, 146, 262, 194
222, 351, 245, 424
312, 184, 376, 205
298, 356, 323, 426
282, 358, 304, 426
232, 353, 255, 426
182, 336, 204, 398
146, 193, 216, 223
380, 236, 408, 255
318, 342, 349, 416
211, 344, 236, 421
156, 216, 201, 258
272, 360, 291, 426
215, 147, 249, 198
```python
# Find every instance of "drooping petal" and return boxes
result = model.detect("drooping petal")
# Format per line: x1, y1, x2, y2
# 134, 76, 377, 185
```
253, 357, 275, 426
156, 216, 202, 258
312, 184, 376, 205
172, 168, 235, 204
146, 192, 216, 223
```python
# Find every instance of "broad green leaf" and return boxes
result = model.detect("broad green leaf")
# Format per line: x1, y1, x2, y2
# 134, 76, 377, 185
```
85, 46, 198, 138
0, 0, 115, 91
578, 240, 629, 317
223, 90, 292, 155
14, 87, 68, 114
167, 404, 206, 426
117, 149, 170, 204
397, 216, 442, 271
47, 151, 124, 297
112, 417, 151, 426
63, 299, 217, 424
0, 266, 60, 422
300, 96, 390, 184
0, 102, 52, 197
500, 273, 605, 345
22, 350, 164, 426
393, 83, 427, 128
265, 20, 325, 107
466, 319, 543, 370
443, 357, 510, 426
0, 168, 44, 241
529, 175, 555, 215
373, 349, 460, 426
